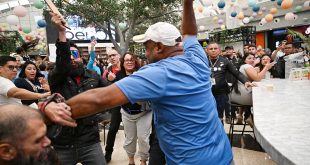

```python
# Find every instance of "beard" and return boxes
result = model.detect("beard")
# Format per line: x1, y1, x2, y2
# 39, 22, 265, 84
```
9, 147, 60, 165
69, 61, 84, 77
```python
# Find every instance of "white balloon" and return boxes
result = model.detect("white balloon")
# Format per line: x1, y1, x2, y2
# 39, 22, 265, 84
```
261, 18, 267, 24
6, 15, 19, 25
204, 0, 213, 6
304, 1, 310, 10
243, 17, 250, 24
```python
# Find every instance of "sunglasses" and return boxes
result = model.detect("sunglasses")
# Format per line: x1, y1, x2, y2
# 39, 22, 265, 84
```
7, 65, 19, 71
71, 50, 80, 59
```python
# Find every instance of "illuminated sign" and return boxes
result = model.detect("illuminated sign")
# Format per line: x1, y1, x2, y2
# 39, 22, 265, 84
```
65, 15, 116, 41
65, 27, 116, 41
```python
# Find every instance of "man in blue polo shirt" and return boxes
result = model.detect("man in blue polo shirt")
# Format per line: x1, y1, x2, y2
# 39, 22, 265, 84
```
56, 0, 233, 164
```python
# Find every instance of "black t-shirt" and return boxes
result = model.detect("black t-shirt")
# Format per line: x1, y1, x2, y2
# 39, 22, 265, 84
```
14, 78, 44, 105
209, 56, 248, 95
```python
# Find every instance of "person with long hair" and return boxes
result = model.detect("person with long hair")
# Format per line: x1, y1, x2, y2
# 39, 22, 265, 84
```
14, 61, 50, 106
116, 52, 152, 165
230, 53, 274, 125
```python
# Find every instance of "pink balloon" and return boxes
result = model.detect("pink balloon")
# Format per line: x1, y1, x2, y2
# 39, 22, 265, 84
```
13, 6, 28, 17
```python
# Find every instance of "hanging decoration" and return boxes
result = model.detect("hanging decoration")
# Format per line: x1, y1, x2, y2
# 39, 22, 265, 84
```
281, 0, 293, 9
304, 1, 310, 10
270, 7, 278, 14
284, 12, 298, 21
37, 20, 46, 28
218, 1, 226, 9
243, 17, 250, 24
33, 0, 44, 9
252, 4, 260, 12
231, 11, 237, 17
265, 14, 274, 22
13, 6, 28, 17
295, 6, 303, 12
6, 15, 19, 25
22, 26, 31, 34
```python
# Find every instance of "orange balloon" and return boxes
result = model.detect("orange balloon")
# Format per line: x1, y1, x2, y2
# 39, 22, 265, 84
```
265, 14, 274, 22
270, 8, 278, 14
237, 12, 245, 20
281, 0, 293, 9
198, 5, 203, 13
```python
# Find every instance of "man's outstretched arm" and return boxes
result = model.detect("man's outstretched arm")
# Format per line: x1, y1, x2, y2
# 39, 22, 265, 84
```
182, 0, 197, 37
66, 84, 129, 119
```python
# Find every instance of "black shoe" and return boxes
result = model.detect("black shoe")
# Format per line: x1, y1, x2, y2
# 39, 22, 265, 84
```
105, 152, 112, 163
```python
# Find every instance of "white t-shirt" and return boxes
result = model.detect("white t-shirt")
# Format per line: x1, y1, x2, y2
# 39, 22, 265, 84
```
0, 76, 22, 105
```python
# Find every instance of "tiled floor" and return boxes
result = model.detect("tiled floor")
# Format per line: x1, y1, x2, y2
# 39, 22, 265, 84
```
97, 122, 277, 165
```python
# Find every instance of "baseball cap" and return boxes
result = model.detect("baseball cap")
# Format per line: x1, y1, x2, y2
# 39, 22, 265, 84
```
225, 46, 234, 50
133, 22, 181, 46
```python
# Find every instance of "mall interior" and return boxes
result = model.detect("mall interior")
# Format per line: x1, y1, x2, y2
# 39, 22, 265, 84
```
0, 0, 309, 165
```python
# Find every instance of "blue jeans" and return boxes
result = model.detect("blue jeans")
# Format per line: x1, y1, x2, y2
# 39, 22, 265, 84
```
214, 94, 231, 119
54, 143, 106, 165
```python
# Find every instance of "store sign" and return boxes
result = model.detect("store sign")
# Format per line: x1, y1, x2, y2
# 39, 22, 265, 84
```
305, 26, 310, 35
65, 27, 116, 41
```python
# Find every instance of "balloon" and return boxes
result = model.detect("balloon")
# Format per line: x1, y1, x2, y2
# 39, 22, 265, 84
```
281, 0, 293, 9
248, 0, 256, 7
277, 0, 283, 6
6, 15, 19, 25
25, 35, 32, 41
243, 17, 250, 24
22, 26, 31, 34
218, 1, 225, 9
265, 14, 274, 22
67, 18, 74, 25
261, 18, 267, 24
37, 20, 46, 28
270, 8, 278, 14
231, 11, 237, 17
220, 25, 226, 30
33, 0, 44, 9
218, 19, 224, 25
295, 6, 303, 12
261, 7, 267, 12
304, 1, 310, 10
13, 6, 28, 17
198, 5, 203, 13
284, 12, 297, 20
252, 12, 258, 17
204, 0, 213, 6
258, 11, 263, 16
252, 5, 260, 12
237, 12, 244, 20
213, 16, 219, 22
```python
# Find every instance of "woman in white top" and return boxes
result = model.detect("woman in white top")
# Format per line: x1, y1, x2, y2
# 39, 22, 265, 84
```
230, 53, 274, 124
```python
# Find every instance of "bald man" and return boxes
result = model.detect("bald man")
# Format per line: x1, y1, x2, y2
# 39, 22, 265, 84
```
0, 104, 57, 165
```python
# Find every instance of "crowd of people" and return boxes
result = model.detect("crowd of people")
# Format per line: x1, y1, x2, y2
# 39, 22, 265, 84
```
1, 0, 310, 165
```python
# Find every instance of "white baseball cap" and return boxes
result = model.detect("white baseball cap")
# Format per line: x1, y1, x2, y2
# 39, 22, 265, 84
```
133, 22, 181, 46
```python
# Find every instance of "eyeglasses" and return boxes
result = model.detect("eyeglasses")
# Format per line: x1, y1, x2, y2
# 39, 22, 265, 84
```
71, 50, 80, 59
7, 65, 19, 71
